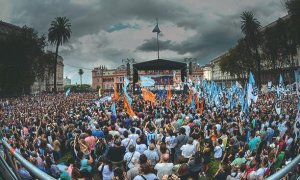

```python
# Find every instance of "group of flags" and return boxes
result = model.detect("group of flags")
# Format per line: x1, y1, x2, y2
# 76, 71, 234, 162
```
65, 70, 298, 118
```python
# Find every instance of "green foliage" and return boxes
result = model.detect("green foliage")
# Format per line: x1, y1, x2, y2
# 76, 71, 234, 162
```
208, 160, 220, 177
241, 11, 262, 86
58, 151, 73, 164
64, 84, 92, 92
0, 26, 48, 97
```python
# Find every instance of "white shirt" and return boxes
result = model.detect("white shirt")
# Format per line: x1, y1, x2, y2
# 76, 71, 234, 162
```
121, 138, 133, 152
98, 164, 114, 180
128, 134, 139, 145
154, 163, 174, 180
182, 125, 190, 136
166, 136, 176, 149
123, 151, 141, 169
214, 145, 222, 159
180, 144, 195, 158
135, 144, 147, 154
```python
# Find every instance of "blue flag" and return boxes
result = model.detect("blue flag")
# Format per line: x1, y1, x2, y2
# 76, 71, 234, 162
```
123, 85, 132, 105
140, 76, 155, 87
66, 88, 71, 96
111, 102, 116, 116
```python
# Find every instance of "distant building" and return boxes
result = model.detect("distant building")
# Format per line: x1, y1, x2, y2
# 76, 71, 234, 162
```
202, 64, 212, 81
92, 63, 203, 91
31, 54, 64, 93
64, 76, 71, 86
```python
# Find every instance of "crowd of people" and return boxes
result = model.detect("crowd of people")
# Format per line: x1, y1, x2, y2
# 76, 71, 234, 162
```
0, 90, 300, 180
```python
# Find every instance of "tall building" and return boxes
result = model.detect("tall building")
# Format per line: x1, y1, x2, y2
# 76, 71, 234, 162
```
92, 63, 203, 91
31, 55, 64, 93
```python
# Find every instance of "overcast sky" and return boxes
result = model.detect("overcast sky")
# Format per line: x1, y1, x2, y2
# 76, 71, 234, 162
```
1, 0, 287, 84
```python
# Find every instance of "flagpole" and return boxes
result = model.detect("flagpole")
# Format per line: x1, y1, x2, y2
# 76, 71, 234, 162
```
156, 18, 160, 59
157, 31, 159, 59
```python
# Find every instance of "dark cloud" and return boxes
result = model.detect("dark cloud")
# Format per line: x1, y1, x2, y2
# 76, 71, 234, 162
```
137, 38, 174, 52
2, 0, 287, 83
106, 23, 140, 33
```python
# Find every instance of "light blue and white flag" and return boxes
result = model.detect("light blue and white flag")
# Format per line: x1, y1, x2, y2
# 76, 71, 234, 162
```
277, 74, 285, 95
124, 76, 130, 87
66, 88, 71, 97
275, 98, 281, 115
140, 76, 155, 87
123, 85, 132, 105
267, 81, 272, 92
111, 102, 116, 116
247, 72, 258, 106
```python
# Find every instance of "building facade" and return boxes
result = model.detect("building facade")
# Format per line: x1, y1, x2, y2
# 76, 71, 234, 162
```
64, 76, 72, 86
205, 15, 300, 86
92, 63, 203, 91
31, 55, 64, 93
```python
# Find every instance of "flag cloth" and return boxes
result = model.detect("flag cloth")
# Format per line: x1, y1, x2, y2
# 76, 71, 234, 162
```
247, 72, 258, 106
123, 85, 132, 105
166, 84, 172, 108
124, 76, 130, 87
140, 76, 155, 87
98, 87, 102, 97
112, 87, 119, 101
123, 95, 135, 116
267, 81, 272, 92
66, 88, 71, 97
195, 93, 199, 110
275, 98, 281, 115
152, 23, 161, 33
199, 99, 204, 115
187, 90, 193, 105
141, 88, 156, 103
298, 96, 300, 111
111, 102, 116, 116
236, 81, 243, 89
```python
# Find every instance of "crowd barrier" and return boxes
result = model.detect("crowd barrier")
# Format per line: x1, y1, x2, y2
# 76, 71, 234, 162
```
0, 136, 56, 180
266, 154, 300, 180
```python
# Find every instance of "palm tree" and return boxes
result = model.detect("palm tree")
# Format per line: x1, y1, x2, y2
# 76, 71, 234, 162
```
48, 17, 71, 92
241, 11, 261, 87
78, 69, 84, 87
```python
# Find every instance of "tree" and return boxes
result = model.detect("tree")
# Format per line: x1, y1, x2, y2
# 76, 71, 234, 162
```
78, 69, 84, 87
219, 39, 254, 85
0, 26, 47, 96
48, 17, 71, 92
241, 11, 261, 86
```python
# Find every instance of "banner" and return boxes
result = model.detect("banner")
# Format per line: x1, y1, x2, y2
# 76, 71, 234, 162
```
140, 76, 155, 87
111, 102, 116, 116
141, 88, 156, 103
112, 87, 119, 101
66, 88, 71, 97
166, 84, 172, 108
123, 95, 135, 116
275, 98, 281, 115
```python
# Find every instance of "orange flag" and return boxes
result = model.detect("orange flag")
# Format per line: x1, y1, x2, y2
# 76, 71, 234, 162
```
166, 84, 172, 108
141, 88, 156, 104
195, 93, 199, 110
112, 86, 119, 101
187, 90, 193, 105
199, 98, 204, 115
123, 95, 136, 116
